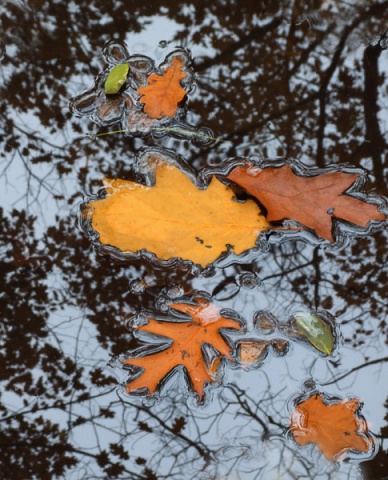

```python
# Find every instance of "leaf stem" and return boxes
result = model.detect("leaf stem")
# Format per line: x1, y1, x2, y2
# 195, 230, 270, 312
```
93, 127, 225, 143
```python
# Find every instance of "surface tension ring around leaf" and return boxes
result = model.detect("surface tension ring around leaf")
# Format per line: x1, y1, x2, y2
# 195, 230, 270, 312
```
123, 296, 244, 400
81, 149, 387, 271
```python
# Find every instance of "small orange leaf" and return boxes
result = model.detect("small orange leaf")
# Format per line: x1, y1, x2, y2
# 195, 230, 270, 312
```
227, 164, 386, 241
290, 393, 374, 461
137, 56, 188, 119
123, 298, 242, 399
86, 160, 269, 267
237, 339, 270, 367
271, 339, 289, 355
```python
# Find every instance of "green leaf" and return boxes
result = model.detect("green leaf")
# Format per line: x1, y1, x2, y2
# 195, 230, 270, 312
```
104, 63, 129, 95
293, 312, 334, 355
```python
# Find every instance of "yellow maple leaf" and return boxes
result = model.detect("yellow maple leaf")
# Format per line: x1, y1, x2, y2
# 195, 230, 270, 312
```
86, 162, 269, 267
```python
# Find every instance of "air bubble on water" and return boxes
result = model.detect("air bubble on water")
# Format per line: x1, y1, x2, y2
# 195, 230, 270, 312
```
236, 272, 261, 289
128, 55, 155, 74
194, 127, 216, 146
166, 286, 184, 299
155, 295, 169, 312
158, 40, 168, 49
129, 279, 146, 294
69, 90, 97, 117
103, 39, 130, 65
302, 378, 317, 392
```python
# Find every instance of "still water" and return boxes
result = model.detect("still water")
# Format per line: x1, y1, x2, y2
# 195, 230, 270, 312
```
1, 1, 387, 479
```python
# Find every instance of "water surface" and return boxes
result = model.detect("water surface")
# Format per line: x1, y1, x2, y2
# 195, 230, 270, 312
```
1, 1, 387, 479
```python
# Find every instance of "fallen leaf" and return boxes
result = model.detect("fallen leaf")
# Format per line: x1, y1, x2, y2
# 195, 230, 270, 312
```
104, 63, 130, 94
271, 339, 289, 355
236, 339, 270, 367
71, 49, 194, 136
292, 311, 335, 355
290, 393, 373, 461
227, 164, 385, 241
137, 56, 188, 119
253, 310, 278, 333
86, 161, 269, 267
123, 298, 242, 399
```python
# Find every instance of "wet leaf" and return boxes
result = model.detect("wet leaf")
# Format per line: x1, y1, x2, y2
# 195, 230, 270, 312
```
123, 298, 242, 399
237, 339, 270, 367
87, 161, 269, 267
293, 311, 334, 355
227, 164, 386, 241
253, 310, 278, 333
290, 393, 374, 461
104, 63, 129, 95
137, 57, 188, 119
271, 339, 289, 356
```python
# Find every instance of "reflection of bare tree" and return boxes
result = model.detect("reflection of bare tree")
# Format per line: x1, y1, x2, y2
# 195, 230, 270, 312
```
362, 32, 387, 188
1, 205, 387, 476
1, 0, 387, 478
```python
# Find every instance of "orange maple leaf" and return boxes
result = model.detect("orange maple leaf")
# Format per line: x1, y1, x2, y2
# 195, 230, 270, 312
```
123, 298, 242, 399
290, 393, 374, 461
227, 164, 385, 241
137, 56, 187, 119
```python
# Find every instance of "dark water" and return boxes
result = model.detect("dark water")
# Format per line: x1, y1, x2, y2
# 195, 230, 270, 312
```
1, 1, 387, 479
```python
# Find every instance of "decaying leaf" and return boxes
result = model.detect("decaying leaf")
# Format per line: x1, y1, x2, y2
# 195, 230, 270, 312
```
253, 310, 278, 334
290, 393, 374, 461
86, 161, 269, 267
227, 163, 386, 241
138, 56, 188, 119
271, 339, 289, 355
237, 338, 290, 367
123, 298, 242, 399
292, 311, 335, 355
236, 339, 270, 367
70, 47, 194, 136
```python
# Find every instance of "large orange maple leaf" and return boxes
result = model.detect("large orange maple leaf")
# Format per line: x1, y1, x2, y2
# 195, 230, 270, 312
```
290, 393, 374, 460
123, 298, 242, 399
227, 164, 385, 241
137, 56, 188, 119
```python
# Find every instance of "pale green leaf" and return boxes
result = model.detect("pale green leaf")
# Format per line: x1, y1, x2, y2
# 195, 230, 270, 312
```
293, 312, 334, 355
104, 63, 129, 95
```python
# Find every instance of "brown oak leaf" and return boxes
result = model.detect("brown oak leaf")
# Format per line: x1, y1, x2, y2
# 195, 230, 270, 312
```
137, 56, 188, 119
227, 164, 385, 241
123, 298, 242, 399
290, 393, 374, 460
